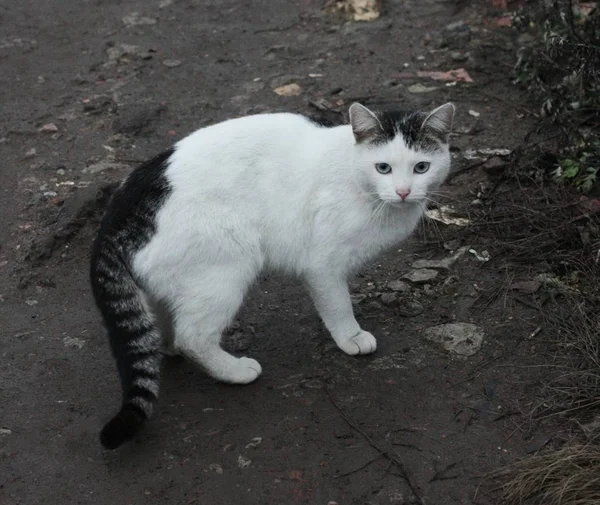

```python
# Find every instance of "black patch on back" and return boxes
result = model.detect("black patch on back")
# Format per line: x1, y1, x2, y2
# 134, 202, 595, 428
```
91, 147, 174, 269
304, 114, 342, 128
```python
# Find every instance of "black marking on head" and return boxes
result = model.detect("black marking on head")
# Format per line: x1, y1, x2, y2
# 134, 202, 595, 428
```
373, 110, 444, 151
348, 103, 454, 151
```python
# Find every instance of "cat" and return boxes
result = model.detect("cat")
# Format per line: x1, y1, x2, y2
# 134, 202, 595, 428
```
90, 101, 455, 449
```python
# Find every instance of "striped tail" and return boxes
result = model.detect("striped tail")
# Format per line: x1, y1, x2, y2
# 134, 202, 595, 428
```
91, 248, 162, 450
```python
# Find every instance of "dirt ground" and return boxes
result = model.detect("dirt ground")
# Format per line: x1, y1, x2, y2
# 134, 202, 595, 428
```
0, 1, 560, 504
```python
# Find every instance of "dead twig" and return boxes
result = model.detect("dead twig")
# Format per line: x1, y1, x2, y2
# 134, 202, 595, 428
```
334, 453, 384, 478
325, 386, 424, 504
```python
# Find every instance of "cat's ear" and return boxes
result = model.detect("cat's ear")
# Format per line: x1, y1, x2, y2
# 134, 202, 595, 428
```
349, 103, 383, 144
421, 103, 455, 142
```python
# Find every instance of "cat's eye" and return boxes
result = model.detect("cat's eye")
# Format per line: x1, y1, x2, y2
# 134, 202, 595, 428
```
375, 162, 392, 174
413, 161, 430, 174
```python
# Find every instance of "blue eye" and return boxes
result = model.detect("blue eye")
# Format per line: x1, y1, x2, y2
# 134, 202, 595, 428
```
414, 161, 430, 174
375, 162, 392, 174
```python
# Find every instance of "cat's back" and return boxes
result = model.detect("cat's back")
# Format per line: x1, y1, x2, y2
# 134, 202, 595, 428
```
172, 112, 317, 172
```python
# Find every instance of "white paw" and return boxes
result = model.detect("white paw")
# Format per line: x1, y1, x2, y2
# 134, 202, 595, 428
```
222, 357, 262, 384
337, 330, 377, 356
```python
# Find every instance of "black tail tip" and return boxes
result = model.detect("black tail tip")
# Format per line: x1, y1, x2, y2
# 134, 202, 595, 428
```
100, 405, 147, 450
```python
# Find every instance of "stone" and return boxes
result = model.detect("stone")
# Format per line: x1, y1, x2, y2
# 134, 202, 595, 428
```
510, 280, 541, 294
350, 294, 367, 305
83, 158, 129, 174
122, 12, 157, 27
411, 246, 469, 271
273, 83, 302, 96
162, 59, 181, 68
112, 104, 166, 136
380, 293, 397, 306
397, 299, 423, 317
402, 268, 439, 284
387, 280, 411, 293
39, 123, 58, 133
423, 323, 484, 356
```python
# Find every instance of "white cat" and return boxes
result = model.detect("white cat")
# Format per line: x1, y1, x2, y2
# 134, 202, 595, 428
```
91, 102, 455, 448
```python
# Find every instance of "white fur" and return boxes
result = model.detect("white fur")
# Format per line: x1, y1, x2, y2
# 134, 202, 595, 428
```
133, 106, 452, 383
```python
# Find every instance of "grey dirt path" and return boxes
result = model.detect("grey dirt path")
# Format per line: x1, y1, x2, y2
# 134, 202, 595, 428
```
1, 1, 553, 504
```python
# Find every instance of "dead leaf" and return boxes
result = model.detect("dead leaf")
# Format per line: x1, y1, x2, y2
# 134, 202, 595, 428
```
426, 206, 470, 226
327, 0, 381, 22
408, 83, 439, 93
417, 68, 473, 83
273, 83, 302, 96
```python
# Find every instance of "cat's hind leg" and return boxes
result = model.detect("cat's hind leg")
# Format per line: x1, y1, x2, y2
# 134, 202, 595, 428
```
172, 263, 262, 384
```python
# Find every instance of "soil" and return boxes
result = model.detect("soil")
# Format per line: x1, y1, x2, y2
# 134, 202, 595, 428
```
0, 1, 558, 504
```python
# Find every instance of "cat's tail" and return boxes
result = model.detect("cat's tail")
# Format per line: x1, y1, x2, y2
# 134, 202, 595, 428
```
91, 246, 162, 450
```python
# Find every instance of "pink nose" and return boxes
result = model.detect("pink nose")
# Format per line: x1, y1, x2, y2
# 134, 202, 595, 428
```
397, 189, 411, 201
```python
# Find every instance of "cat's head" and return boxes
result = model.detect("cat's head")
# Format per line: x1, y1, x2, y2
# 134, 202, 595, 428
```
349, 102, 455, 206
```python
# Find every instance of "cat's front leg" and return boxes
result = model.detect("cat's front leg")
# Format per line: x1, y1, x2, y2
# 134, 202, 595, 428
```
305, 272, 377, 355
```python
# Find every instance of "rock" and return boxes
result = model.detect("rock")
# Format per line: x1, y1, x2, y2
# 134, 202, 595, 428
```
387, 280, 411, 293
63, 336, 85, 349
423, 323, 484, 356
411, 246, 469, 271
26, 182, 119, 264
237, 454, 252, 468
83, 157, 129, 174
273, 83, 302, 96
350, 294, 367, 305
380, 293, 397, 306
39, 123, 58, 133
245, 437, 262, 449
162, 59, 181, 68
105, 43, 151, 65
510, 280, 541, 294
112, 104, 166, 136
441, 21, 471, 50
364, 301, 382, 312
24, 148, 37, 158
402, 268, 439, 284
82, 95, 118, 115
0, 428, 12, 435
483, 156, 506, 173
581, 415, 600, 437
450, 51, 468, 62
208, 463, 223, 474
397, 299, 423, 317
122, 12, 157, 27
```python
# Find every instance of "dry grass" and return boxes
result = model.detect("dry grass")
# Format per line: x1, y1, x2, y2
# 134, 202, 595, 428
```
492, 444, 600, 505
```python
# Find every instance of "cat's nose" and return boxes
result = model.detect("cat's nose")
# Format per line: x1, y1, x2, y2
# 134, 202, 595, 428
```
396, 189, 411, 201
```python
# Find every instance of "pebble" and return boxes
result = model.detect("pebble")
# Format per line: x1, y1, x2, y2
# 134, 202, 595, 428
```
0, 428, 12, 435
122, 12, 157, 27
350, 294, 367, 305
397, 299, 424, 317
237, 455, 252, 468
423, 323, 484, 356
39, 123, 58, 133
63, 336, 85, 349
162, 59, 181, 68
402, 268, 439, 284
387, 280, 410, 293
380, 293, 397, 306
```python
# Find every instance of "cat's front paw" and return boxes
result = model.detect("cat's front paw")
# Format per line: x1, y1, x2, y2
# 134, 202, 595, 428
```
337, 330, 377, 355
